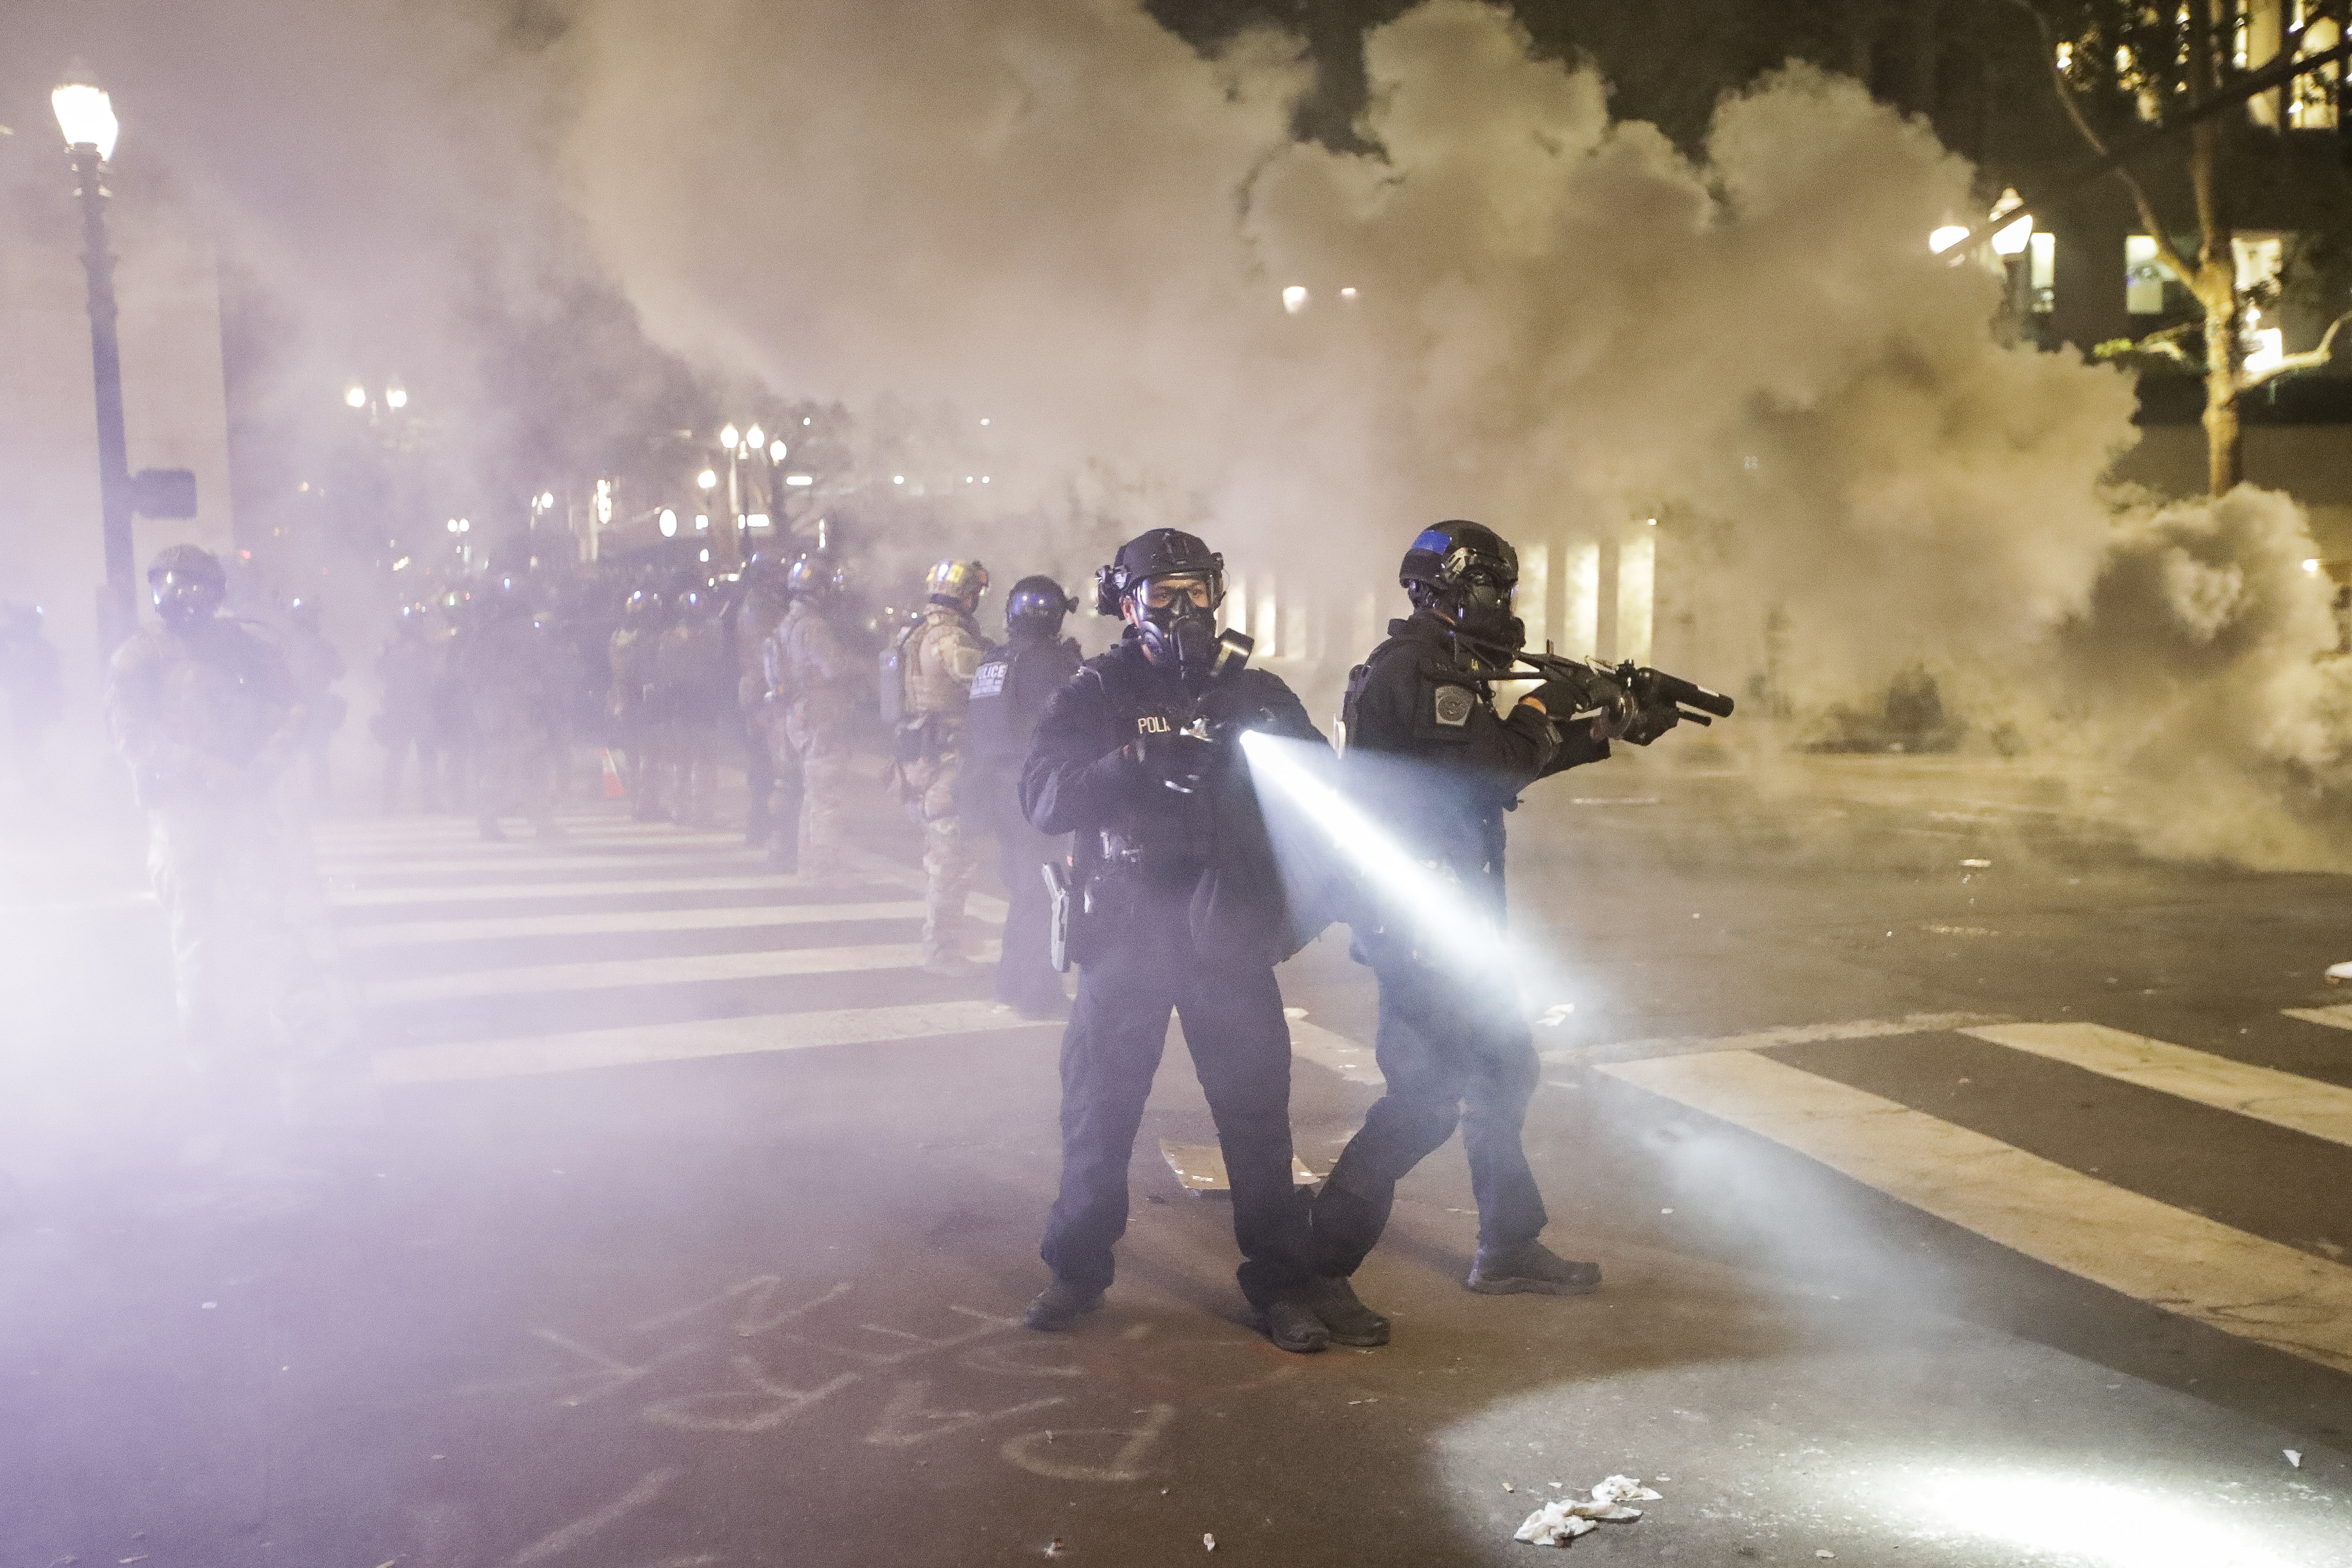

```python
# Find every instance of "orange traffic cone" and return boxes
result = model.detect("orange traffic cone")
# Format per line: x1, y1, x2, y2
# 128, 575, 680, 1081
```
600, 748, 627, 799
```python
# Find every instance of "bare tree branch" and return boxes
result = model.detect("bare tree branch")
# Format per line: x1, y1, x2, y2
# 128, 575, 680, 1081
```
2243, 308, 2352, 389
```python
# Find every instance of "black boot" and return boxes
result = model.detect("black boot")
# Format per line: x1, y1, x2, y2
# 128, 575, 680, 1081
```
1466, 1240, 1601, 1296
1023, 1278, 1105, 1331
1303, 1275, 1390, 1346
1255, 1295, 1330, 1354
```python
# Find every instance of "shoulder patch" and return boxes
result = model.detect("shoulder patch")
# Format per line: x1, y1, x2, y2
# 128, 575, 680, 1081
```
1432, 684, 1476, 728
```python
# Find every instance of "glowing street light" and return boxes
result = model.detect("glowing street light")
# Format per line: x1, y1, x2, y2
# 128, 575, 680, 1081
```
1929, 225, 1971, 254
385, 383, 407, 410
1990, 212, 2034, 257
746, 424, 765, 450
697, 469, 718, 491
54, 64, 142, 641
719, 424, 740, 451
769, 440, 786, 463
659, 508, 678, 538
345, 383, 369, 409
1281, 285, 1309, 314
51, 77, 119, 162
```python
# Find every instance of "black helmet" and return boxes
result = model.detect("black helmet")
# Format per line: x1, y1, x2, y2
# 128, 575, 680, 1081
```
1399, 520, 1517, 595
1093, 528, 1222, 616
1005, 575, 1076, 637
1399, 519, 1521, 647
146, 544, 225, 589
788, 554, 849, 598
1098, 529, 1226, 672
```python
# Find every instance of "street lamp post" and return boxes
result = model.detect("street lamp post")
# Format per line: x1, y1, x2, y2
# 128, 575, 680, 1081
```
53, 72, 136, 649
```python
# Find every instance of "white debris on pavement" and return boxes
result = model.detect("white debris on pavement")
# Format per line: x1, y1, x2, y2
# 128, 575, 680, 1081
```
1512, 1475, 1661, 1547
2286, 1450, 2303, 1468
1202, 1534, 1215, 1552
1537, 1004, 1574, 1027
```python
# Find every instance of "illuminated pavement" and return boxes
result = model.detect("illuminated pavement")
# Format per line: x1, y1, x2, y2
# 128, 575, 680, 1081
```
2, 751, 2350, 1566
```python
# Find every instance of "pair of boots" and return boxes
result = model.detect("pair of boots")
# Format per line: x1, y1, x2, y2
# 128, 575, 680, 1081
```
1021, 1240, 1600, 1353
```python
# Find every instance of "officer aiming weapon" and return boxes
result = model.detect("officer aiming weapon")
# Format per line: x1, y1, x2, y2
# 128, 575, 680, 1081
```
1488, 644, 1737, 745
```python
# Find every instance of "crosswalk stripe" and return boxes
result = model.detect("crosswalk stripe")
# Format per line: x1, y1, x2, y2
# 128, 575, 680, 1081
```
320, 853, 758, 878
331, 874, 800, 907
371, 999, 1051, 1085
1601, 1049, 2352, 1378
364, 940, 1005, 1005
335, 901, 956, 949
1964, 1022, 2352, 1150
2283, 1003, 2352, 1033
1289, 1020, 1384, 1086
313, 833, 746, 859
1540, 1011, 2006, 1066
311, 824, 736, 848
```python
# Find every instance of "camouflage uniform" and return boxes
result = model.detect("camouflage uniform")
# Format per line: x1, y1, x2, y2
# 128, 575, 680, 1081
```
766, 596, 861, 880
107, 614, 313, 1057
901, 603, 987, 966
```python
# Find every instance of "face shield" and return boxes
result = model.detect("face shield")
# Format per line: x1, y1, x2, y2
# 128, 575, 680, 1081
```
150, 569, 223, 628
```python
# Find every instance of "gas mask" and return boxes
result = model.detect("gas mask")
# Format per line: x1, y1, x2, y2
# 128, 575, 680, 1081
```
1449, 569, 1523, 652
1129, 573, 1221, 674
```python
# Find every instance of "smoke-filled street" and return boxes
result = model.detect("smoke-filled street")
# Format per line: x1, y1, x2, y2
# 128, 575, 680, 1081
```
3, 752, 2348, 1566
15, 0, 2352, 1562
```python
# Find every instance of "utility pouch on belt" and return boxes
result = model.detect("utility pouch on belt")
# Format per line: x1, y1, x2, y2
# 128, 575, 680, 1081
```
890, 715, 932, 765
1043, 858, 1075, 973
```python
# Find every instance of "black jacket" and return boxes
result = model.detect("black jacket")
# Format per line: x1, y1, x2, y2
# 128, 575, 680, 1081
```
1020, 632, 1325, 964
1342, 612, 1609, 920
967, 628, 1082, 831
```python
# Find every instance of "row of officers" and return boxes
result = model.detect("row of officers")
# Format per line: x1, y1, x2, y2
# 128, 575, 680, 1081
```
105, 514, 1686, 1356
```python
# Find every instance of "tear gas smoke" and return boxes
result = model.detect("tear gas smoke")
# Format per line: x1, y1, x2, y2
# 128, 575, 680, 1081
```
549, 0, 2350, 861
20, 0, 2352, 863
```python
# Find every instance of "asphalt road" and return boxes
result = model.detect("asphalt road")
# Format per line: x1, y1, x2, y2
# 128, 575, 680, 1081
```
3, 744, 2351, 1568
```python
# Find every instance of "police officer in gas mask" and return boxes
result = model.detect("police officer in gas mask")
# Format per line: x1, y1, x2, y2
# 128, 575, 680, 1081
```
966, 576, 1083, 1017
1308, 520, 1627, 1345
1018, 529, 1333, 1352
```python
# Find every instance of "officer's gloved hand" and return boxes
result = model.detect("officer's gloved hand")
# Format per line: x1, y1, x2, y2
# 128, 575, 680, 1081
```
1131, 726, 1218, 794
1619, 701, 1680, 746
1524, 678, 1593, 723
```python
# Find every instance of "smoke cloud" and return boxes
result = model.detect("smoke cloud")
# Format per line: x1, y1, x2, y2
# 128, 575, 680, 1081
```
17, 0, 2349, 861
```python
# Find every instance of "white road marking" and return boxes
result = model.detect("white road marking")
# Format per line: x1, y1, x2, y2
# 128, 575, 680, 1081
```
1965, 1022, 2352, 1150
317, 850, 754, 876
366, 940, 1004, 1005
337, 900, 964, 948
1541, 1011, 2005, 1065
2284, 1003, 2352, 1033
1289, 1020, 1384, 1086
332, 874, 800, 907
373, 999, 1052, 1085
1601, 1049, 2352, 1378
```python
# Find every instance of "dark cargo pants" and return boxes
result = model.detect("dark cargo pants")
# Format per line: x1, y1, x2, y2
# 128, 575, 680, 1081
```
1311, 958, 1546, 1276
1040, 891, 1315, 1309
993, 820, 1067, 1012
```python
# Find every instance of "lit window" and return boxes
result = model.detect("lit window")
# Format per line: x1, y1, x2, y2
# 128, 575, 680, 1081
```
2029, 232, 2056, 313
2125, 236, 2176, 314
